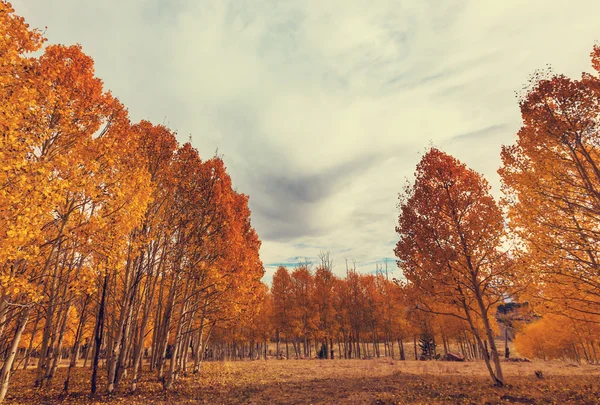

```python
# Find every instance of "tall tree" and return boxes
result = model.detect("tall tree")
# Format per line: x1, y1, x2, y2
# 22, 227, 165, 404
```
395, 148, 509, 386
499, 45, 600, 325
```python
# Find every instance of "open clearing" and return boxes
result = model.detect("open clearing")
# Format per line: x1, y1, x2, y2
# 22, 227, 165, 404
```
5, 359, 600, 404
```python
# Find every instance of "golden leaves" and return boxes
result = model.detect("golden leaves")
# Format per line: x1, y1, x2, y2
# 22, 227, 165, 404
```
396, 148, 505, 296
0, 2, 262, 400
499, 45, 600, 326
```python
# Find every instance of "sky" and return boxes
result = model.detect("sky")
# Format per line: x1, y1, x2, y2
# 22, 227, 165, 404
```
14, 0, 600, 282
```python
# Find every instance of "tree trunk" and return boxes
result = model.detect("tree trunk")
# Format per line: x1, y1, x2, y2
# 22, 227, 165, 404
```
91, 273, 108, 395
399, 339, 405, 361
0, 308, 30, 403
64, 296, 88, 392
462, 299, 503, 386
22, 310, 41, 370
413, 336, 418, 360
504, 326, 510, 359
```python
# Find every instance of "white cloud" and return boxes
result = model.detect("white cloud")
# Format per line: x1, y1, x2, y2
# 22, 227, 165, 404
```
14, 0, 600, 280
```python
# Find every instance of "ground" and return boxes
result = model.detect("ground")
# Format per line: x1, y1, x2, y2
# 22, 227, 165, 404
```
5, 359, 600, 404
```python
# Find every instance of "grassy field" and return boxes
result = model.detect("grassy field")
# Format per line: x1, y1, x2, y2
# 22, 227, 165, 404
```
5, 359, 600, 404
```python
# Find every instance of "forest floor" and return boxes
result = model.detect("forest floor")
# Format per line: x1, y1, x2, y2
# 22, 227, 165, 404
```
5, 359, 600, 404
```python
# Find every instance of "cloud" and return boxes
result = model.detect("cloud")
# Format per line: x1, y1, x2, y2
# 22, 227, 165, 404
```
246, 151, 389, 241
14, 0, 600, 278
449, 124, 509, 143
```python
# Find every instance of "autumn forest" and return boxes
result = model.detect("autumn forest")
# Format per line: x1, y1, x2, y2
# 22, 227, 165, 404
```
2, 1, 600, 404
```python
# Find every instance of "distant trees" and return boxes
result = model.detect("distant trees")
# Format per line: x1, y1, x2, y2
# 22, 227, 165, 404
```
208, 259, 412, 361
514, 314, 599, 363
208, 257, 499, 365
313, 260, 336, 359
271, 266, 293, 358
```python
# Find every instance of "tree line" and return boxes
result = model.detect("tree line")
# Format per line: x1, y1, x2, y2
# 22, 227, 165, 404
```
206, 258, 520, 365
0, 2, 263, 401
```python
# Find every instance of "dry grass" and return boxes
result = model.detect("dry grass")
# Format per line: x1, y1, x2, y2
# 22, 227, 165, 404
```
5, 359, 600, 404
